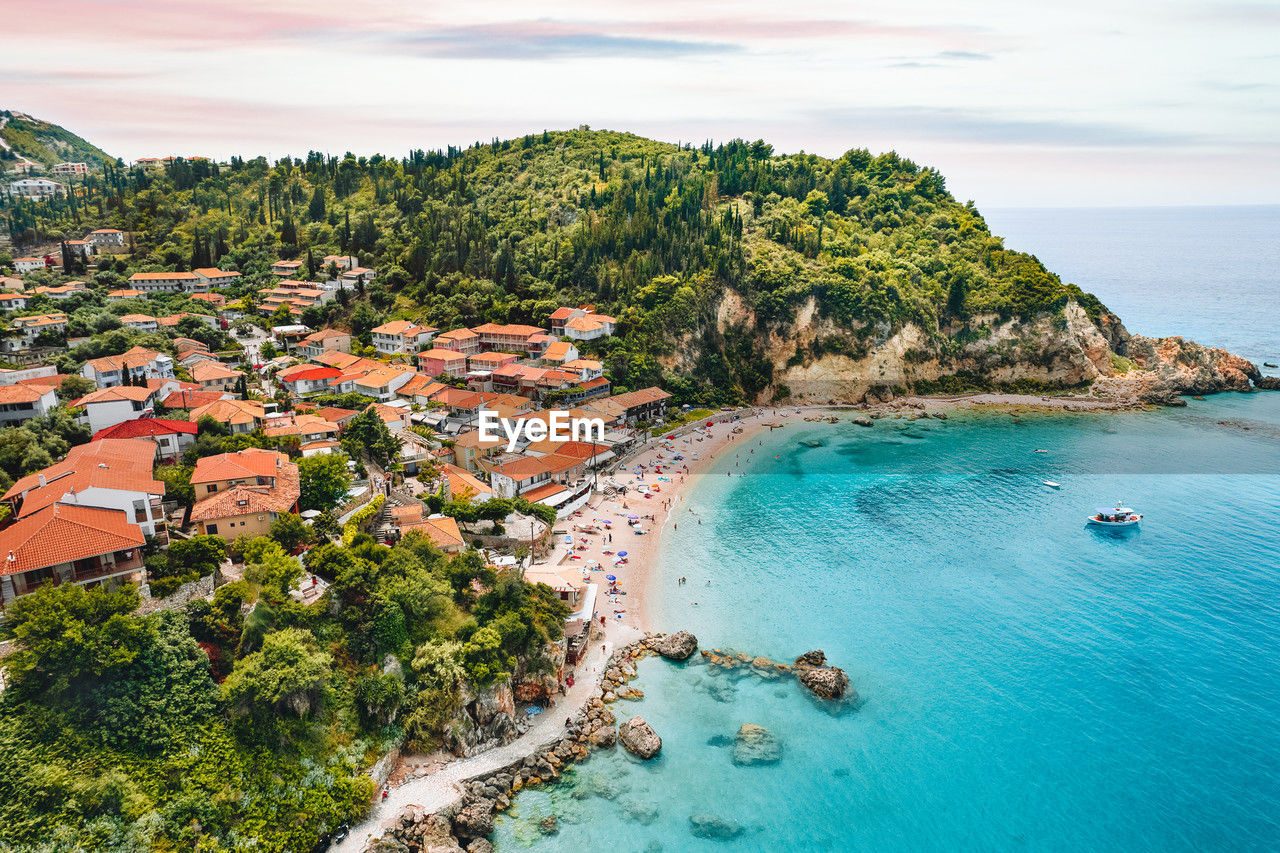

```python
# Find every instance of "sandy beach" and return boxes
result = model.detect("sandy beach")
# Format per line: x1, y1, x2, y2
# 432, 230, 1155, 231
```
547, 409, 777, 635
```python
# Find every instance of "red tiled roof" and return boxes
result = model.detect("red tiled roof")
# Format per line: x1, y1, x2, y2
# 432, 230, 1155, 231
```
0, 503, 145, 577
521, 482, 567, 502
190, 481, 299, 522
129, 271, 197, 280
281, 366, 342, 383
93, 418, 197, 442
314, 406, 357, 423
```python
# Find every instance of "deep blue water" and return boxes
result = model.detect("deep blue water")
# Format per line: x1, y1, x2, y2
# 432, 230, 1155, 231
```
494, 208, 1280, 851
984, 205, 1280, 367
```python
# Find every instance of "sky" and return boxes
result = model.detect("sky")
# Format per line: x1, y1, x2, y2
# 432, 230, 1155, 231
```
2, 0, 1278, 206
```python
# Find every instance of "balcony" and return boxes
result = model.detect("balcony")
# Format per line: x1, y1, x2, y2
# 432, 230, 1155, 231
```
70, 552, 144, 584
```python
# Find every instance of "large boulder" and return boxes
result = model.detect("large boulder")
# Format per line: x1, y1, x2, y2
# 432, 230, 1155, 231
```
651, 631, 698, 661
618, 716, 662, 759
688, 813, 744, 839
732, 723, 782, 766
798, 666, 851, 701
451, 799, 496, 841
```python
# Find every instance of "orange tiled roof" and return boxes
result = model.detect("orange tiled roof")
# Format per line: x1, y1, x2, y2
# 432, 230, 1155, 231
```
3, 438, 164, 516
191, 448, 286, 485
401, 515, 465, 550
0, 385, 51, 404
0, 503, 145, 576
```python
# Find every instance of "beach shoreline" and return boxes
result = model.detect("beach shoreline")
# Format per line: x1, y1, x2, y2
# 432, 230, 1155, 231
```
551, 389, 1146, 636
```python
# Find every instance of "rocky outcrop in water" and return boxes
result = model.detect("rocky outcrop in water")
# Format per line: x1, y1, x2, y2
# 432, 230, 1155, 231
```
793, 651, 852, 701
649, 630, 698, 661
732, 723, 782, 766
689, 812, 745, 839
1123, 335, 1261, 396
798, 666, 851, 700
618, 716, 662, 759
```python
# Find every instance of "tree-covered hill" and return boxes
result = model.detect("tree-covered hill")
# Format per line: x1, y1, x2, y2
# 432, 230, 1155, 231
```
3, 125, 1112, 402
0, 110, 114, 168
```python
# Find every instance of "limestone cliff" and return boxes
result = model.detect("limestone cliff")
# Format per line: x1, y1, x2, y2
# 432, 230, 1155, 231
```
707, 290, 1266, 405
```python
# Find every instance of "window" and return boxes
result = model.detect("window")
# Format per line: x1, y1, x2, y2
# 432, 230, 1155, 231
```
206, 523, 218, 534
207, 484, 218, 493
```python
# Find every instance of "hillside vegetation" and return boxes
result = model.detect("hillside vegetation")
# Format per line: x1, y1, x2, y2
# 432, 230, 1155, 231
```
0, 111, 114, 168
3, 125, 1109, 403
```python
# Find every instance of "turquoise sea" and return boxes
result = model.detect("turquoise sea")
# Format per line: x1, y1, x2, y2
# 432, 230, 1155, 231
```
493, 208, 1280, 851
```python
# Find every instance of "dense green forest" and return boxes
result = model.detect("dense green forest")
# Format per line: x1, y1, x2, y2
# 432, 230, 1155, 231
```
0, 530, 568, 851
2, 126, 1105, 404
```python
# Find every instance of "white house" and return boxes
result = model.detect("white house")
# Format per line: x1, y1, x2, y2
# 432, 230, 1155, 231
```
0, 384, 58, 426
88, 229, 126, 247
73, 385, 157, 433
562, 312, 616, 342
0, 293, 28, 313
350, 366, 415, 402
92, 418, 199, 463
9, 178, 60, 199
1, 438, 170, 542
81, 346, 175, 387
119, 313, 159, 332
5, 314, 67, 351
372, 320, 437, 356
192, 267, 241, 289
12, 257, 46, 274
128, 271, 200, 293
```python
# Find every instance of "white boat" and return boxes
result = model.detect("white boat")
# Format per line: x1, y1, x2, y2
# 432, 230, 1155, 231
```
1087, 504, 1142, 527
1043, 481, 1061, 488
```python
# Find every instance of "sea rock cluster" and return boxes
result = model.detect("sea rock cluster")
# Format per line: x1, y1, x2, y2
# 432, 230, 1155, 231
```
699, 647, 856, 703
793, 650, 852, 700
366, 633, 858, 852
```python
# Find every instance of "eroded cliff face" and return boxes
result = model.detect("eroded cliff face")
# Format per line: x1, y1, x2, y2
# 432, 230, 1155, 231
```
698, 289, 1265, 404
734, 297, 1122, 403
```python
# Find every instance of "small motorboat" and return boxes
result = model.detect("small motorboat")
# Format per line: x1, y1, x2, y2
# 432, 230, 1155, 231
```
1043, 481, 1061, 488
1087, 504, 1142, 527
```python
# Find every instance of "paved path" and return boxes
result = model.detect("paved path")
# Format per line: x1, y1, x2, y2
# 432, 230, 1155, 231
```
329, 623, 643, 852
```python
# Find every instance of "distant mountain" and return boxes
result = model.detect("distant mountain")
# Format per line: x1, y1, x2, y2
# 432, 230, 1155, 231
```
0, 110, 114, 168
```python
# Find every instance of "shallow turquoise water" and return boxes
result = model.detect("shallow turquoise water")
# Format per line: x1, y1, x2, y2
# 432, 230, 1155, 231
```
494, 395, 1280, 852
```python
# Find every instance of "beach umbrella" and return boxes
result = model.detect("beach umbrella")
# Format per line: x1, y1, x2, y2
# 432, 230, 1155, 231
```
606, 574, 616, 581
618, 551, 628, 557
